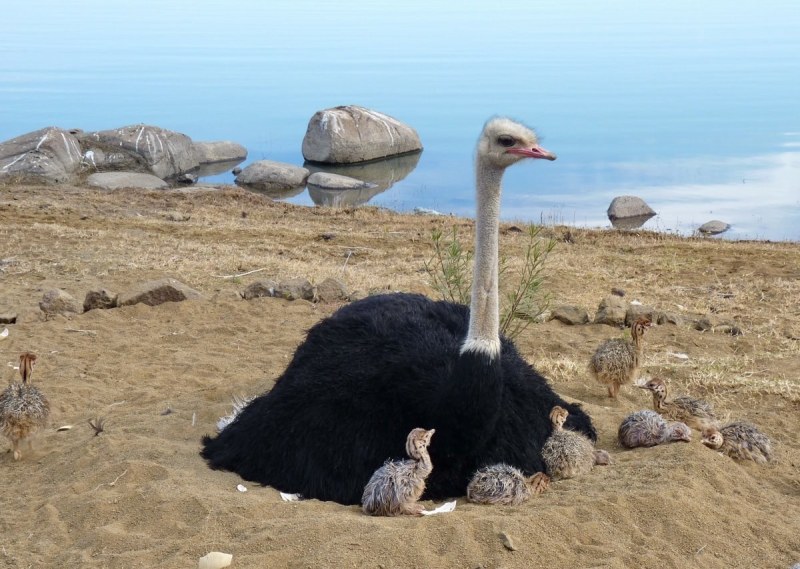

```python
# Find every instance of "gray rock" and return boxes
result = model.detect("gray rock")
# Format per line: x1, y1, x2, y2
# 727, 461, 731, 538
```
0, 127, 83, 184
241, 280, 278, 300
607, 196, 656, 227
118, 278, 203, 307
83, 289, 118, 311
192, 141, 247, 165
234, 160, 309, 192
79, 124, 199, 181
86, 172, 168, 190
307, 172, 377, 191
594, 296, 627, 326
0, 312, 17, 324
625, 304, 661, 326
302, 105, 422, 164
39, 289, 81, 317
661, 312, 684, 326
275, 278, 315, 301
315, 277, 349, 303
549, 305, 590, 325
698, 220, 730, 235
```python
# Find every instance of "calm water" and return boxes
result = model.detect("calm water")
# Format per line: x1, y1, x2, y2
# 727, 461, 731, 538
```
2, 1, 799, 240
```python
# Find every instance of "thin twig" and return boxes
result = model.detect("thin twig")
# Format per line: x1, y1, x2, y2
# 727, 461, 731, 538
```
65, 328, 97, 335
94, 469, 128, 491
341, 250, 353, 275
696, 544, 706, 555
213, 267, 268, 279
332, 245, 375, 251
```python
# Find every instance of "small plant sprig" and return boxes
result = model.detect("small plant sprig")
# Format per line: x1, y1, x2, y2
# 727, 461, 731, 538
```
424, 224, 555, 340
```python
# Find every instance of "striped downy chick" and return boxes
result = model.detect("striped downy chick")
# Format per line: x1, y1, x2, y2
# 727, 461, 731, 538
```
618, 410, 691, 449
467, 464, 550, 505
589, 318, 652, 399
542, 406, 611, 479
638, 377, 717, 430
0, 353, 50, 460
701, 421, 773, 464
361, 428, 435, 516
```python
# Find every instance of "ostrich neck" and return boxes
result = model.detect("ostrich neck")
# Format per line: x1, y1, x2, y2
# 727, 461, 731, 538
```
461, 159, 503, 359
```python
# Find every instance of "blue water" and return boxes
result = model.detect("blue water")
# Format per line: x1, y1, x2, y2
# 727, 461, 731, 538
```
2, 1, 799, 240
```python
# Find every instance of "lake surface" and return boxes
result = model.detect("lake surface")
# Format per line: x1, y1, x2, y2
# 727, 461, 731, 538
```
2, 1, 799, 241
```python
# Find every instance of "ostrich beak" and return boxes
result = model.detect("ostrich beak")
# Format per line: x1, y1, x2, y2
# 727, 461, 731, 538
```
508, 145, 557, 161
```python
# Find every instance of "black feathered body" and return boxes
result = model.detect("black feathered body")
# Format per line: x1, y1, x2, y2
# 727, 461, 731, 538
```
201, 293, 596, 505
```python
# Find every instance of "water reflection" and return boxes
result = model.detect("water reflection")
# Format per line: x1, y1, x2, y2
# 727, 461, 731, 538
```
609, 214, 657, 231
304, 151, 422, 207
193, 159, 246, 178
512, 149, 800, 241
244, 184, 307, 200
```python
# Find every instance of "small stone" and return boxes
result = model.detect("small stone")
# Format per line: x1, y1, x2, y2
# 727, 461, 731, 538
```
0, 312, 17, 324
315, 277, 349, 303
241, 280, 278, 300
549, 305, 590, 325
275, 278, 315, 301
83, 288, 118, 312
39, 289, 81, 317
500, 532, 517, 551
594, 296, 627, 326
118, 278, 203, 307
611, 287, 625, 297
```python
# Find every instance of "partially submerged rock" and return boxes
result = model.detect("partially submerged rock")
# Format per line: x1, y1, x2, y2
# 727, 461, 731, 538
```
607, 196, 656, 229
302, 105, 422, 164
698, 220, 730, 236
307, 172, 377, 191
79, 124, 199, 181
234, 160, 309, 192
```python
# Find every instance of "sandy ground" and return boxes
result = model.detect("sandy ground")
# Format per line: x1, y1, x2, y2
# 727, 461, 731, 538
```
0, 184, 798, 568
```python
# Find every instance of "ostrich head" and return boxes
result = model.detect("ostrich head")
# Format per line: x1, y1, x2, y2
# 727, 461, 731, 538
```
549, 406, 569, 431
477, 117, 556, 170
631, 318, 652, 341
638, 377, 668, 406
665, 422, 692, 443
405, 428, 435, 459
701, 428, 724, 449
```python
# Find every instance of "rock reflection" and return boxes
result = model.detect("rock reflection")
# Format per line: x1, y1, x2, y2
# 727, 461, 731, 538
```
609, 213, 656, 230
193, 158, 246, 178
304, 150, 421, 207
244, 184, 307, 200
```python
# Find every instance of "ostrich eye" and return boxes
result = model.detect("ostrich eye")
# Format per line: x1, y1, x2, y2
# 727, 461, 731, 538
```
497, 135, 515, 147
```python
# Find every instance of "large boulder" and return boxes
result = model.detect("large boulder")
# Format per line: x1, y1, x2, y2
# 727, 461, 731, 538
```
0, 127, 83, 184
302, 106, 422, 164
78, 125, 200, 181
234, 160, 309, 192
607, 196, 656, 229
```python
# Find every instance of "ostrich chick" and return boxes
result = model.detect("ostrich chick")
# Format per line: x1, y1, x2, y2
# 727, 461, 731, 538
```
638, 377, 717, 430
467, 464, 550, 505
362, 428, 435, 516
618, 410, 691, 449
0, 353, 50, 460
542, 406, 611, 479
589, 318, 652, 399
701, 421, 773, 464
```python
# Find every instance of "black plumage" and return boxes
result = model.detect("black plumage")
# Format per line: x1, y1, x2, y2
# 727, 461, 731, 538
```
201, 294, 595, 504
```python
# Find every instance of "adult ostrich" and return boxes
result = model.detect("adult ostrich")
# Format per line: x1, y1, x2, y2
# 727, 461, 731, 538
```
201, 117, 596, 504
